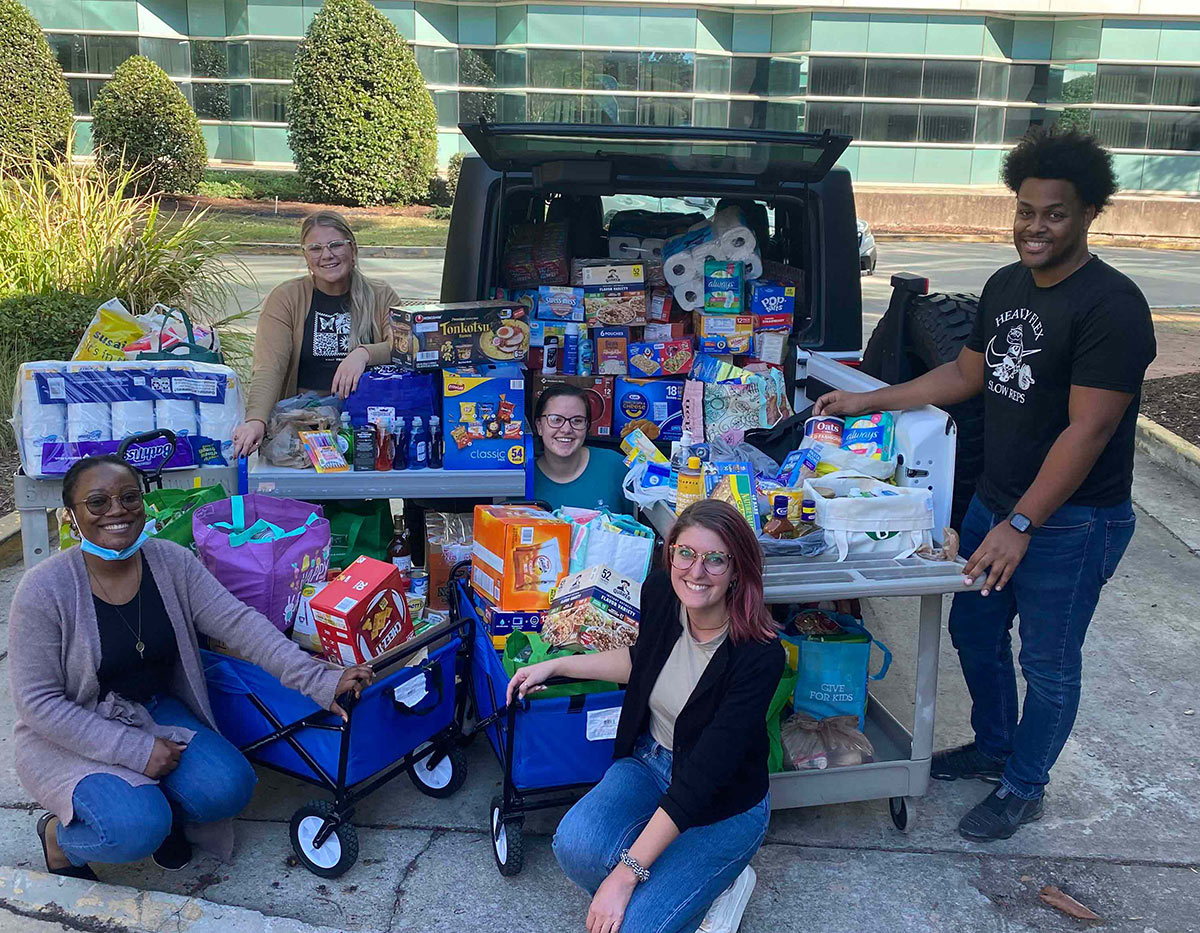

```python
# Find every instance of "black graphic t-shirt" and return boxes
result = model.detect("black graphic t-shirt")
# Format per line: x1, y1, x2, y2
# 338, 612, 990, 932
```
965, 256, 1156, 516
296, 287, 351, 392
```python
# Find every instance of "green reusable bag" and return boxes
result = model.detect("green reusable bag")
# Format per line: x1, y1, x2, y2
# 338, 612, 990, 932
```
143, 484, 227, 549
135, 307, 224, 364
502, 631, 619, 700
767, 662, 800, 773
323, 500, 393, 569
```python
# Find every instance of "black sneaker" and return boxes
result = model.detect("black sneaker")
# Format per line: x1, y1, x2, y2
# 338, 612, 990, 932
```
958, 786, 1044, 841
930, 742, 1006, 783
152, 821, 193, 871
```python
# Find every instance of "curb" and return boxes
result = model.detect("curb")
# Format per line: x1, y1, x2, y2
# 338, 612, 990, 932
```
873, 232, 1200, 250
231, 243, 446, 259
1136, 415, 1200, 489
0, 510, 56, 571
0, 866, 357, 933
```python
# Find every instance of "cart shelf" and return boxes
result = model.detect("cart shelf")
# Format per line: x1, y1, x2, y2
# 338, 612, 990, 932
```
247, 464, 526, 500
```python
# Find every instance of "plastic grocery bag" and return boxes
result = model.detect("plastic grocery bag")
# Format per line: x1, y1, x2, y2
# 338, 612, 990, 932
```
144, 484, 227, 549
808, 443, 897, 482
72, 299, 147, 362
502, 631, 619, 700
556, 508, 655, 582
708, 435, 780, 478
193, 494, 330, 632
803, 472, 933, 562
781, 713, 875, 771
622, 459, 673, 510
792, 615, 891, 730
262, 394, 341, 469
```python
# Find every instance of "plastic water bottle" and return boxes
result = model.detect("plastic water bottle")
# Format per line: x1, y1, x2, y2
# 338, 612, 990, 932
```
563, 323, 580, 375
409, 416, 428, 470
337, 411, 354, 461
429, 415, 443, 469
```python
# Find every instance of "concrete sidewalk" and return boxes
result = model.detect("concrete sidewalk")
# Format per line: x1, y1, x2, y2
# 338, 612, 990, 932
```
0, 452, 1197, 932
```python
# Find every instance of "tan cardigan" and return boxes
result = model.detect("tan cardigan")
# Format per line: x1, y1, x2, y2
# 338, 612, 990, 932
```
245, 275, 399, 424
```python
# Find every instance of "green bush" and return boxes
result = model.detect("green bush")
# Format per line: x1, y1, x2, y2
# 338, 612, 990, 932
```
0, 0, 74, 160
197, 169, 308, 201
91, 56, 207, 195
447, 152, 464, 202
288, 0, 437, 206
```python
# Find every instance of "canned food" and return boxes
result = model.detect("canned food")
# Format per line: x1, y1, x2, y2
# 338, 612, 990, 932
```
804, 415, 844, 447
410, 569, 430, 600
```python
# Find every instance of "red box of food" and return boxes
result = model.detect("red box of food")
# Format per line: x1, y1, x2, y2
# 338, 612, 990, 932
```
528, 374, 615, 438
309, 556, 413, 666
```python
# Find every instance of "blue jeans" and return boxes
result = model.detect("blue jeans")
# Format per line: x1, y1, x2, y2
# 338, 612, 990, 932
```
57, 696, 257, 867
553, 734, 770, 933
948, 494, 1135, 800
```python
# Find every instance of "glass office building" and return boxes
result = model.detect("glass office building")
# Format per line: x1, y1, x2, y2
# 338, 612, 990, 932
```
31, 1, 1200, 191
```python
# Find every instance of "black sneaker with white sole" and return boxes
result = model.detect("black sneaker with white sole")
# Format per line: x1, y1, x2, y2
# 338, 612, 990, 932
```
930, 742, 1007, 783
152, 821, 193, 871
958, 785, 1044, 841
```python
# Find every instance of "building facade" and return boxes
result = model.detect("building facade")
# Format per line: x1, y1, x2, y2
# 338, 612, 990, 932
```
29, 1, 1200, 191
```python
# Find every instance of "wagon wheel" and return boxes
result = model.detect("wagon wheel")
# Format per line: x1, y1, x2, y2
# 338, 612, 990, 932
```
889, 796, 916, 834
490, 795, 524, 876
289, 800, 359, 877
408, 743, 468, 798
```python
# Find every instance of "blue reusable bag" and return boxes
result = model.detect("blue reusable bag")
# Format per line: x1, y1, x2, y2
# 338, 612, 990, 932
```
792, 616, 892, 731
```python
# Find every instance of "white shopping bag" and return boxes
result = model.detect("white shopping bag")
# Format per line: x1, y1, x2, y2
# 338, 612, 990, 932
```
802, 472, 933, 562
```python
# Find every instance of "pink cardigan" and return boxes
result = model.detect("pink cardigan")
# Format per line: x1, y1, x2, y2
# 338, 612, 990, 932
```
9, 538, 343, 859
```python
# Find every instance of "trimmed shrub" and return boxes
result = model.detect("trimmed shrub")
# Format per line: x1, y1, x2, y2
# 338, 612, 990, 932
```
288, 0, 437, 206
197, 169, 307, 201
447, 152, 464, 202
0, 0, 73, 159
91, 56, 207, 195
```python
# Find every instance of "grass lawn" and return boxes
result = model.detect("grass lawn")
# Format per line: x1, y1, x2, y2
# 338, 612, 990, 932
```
185, 210, 450, 247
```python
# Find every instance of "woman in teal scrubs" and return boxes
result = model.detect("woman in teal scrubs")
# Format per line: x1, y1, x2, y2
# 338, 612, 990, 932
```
533, 385, 632, 515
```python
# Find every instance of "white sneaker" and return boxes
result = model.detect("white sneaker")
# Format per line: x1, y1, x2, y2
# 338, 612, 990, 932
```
698, 865, 757, 933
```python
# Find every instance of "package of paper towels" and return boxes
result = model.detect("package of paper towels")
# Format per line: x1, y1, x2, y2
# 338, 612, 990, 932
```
12, 359, 244, 477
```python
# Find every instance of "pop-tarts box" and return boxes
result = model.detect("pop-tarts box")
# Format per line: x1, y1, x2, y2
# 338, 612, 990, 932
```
748, 281, 795, 318
442, 364, 526, 471
613, 377, 684, 442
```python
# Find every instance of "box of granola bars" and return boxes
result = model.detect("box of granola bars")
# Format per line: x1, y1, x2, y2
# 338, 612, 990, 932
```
579, 262, 647, 326
541, 565, 641, 650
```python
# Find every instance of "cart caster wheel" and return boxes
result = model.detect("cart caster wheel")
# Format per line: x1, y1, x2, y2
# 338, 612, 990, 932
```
889, 796, 916, 834
409, 744, 467, 798
290, 800, 358, 877
490, 795, 524, 876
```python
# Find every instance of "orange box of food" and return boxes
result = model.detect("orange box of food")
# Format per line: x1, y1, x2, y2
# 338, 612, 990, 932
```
471, 505, 571, 611
309, 556, 413, 666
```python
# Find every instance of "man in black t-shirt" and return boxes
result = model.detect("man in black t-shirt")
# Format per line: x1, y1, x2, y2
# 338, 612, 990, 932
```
815, 130, 1156, 841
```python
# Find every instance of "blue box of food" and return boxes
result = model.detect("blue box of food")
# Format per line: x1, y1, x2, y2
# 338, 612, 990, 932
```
613, 377, 684, 442
748, 280, 796, 317
441, 365, 527, 470
535, 285, 586, 323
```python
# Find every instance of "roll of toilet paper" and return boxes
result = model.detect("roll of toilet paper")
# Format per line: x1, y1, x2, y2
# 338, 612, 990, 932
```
110, 400, 156, 437
641, 238, 665, 260
199, 401, 239, 462
67, 403, 112, 444
674, 278, 704, 312
155, 399, 197, 438
608, 236, 642, 260
711, 207, 756, 261
744, 251, 763, 281
663, 248, 698, 286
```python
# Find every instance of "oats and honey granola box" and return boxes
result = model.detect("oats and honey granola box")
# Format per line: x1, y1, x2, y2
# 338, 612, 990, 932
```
391, 301, 530, 371
309, 556, 412, 666
471, 505, 571, 612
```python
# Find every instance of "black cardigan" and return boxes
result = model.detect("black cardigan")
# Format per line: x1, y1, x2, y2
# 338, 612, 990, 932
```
615, 571, 784, 832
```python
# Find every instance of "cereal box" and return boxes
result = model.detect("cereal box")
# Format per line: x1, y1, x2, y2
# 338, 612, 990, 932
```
748, 281, 796, 318
595, 327, 629, 376
535, 285, 586, 323
472, 505, 571, 611
482, 604, 545, 650
528, 374, 614, 439
627, 339, 694, 378
695, 314, 754, 354
309, 557, 412, 666
541, 565, 641, 651
646, 288, 674, 324
704, 261, 744, 313
581, 262, 647, 326
442, 364, 526, 471
391, 302, 530, 371
613, 377, 684, 442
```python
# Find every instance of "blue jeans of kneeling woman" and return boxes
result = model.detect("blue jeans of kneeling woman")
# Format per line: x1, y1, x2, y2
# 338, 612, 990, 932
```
554, 734, 770, 933
57, 696, 257, 867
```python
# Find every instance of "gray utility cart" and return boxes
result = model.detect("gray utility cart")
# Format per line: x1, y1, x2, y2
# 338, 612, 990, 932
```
644, 352, 981, 831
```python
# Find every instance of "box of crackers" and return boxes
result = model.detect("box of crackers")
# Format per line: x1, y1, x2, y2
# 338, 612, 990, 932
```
626, 338, 694, 377
309, 556, 412, 666
442, 364, 526, 471
391, 301, 530, 371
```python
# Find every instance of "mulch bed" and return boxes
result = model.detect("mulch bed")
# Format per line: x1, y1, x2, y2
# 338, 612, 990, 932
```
0, 445, 21, 515
1141, 371, 1200, 448
161, 196, 440, 221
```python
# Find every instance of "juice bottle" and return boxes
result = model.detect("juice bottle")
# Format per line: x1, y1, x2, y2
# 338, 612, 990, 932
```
675, 456, 704, 517
763, 495, 796, 539
429, 415, 443, 469
374, 417, 394, 471
409, 416, 428, 470
387, 516, 412, 580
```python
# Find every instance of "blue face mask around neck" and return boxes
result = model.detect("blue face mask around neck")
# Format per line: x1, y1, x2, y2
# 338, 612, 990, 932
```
70, 514, 156, 561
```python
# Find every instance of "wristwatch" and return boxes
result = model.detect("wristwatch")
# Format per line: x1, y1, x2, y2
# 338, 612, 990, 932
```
1008, 512, 1033, 534
618, 849, 651, 884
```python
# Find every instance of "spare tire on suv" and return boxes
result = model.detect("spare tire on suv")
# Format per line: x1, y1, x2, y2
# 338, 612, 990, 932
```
862, 292, 984, 531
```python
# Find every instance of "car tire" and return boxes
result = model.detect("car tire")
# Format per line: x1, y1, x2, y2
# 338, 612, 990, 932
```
862, 292, 983, 530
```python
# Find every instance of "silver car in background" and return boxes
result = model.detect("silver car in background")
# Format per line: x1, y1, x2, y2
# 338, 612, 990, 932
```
858, 219, 877, 275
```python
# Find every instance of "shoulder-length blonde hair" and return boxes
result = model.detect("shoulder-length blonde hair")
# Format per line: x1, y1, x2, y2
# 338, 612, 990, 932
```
300, 210, 381, 351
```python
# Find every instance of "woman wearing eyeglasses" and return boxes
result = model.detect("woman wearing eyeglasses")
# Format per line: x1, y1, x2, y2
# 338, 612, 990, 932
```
232, 210, 399, 457
507, 499, 783, 933
10, 455, 373, 879
533, 384, 632, 515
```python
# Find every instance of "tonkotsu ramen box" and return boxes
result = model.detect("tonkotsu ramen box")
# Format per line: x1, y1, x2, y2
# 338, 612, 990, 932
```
309, 556, 413, 665
471, 505, 571, 611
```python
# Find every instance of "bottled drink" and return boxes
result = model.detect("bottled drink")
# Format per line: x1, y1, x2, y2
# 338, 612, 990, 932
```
387, 516, 412, 578
337, 412, 354, 462
392, 416, 408, 470
668, 428, 694, 502
409, 416, 428, 470
374, 417, 394, 471
428, 415, 443, 469
675, 456, 704, 517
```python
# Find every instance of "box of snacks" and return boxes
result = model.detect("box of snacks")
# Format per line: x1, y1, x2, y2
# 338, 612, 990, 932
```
442, 364, 526, 470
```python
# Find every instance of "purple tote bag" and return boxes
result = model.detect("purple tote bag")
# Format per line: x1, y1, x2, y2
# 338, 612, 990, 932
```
193, 494, 331, 632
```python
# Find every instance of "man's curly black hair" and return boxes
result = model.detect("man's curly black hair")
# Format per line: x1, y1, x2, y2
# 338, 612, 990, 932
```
1001, 128, 1119, 213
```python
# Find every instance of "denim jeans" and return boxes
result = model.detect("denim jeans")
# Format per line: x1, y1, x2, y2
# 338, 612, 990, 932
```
57, 695, 257, 867
948, 494, 1136, 800
553, 734, 770, 933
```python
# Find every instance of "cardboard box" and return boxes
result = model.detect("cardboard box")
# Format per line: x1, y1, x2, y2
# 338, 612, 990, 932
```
541, 565, 641, 651
613, 377, 684, 442
290, 581, 328, 654
391, 302, 530, 371
748, 281, 796, 318
595, 327, 629, 376
471, 505, 571, 611
646, 288, 674, 324
704, 260, 744, 313
752, 331, 789, 365
310, 557, 413, 666
528, 374, 615, 439
482, 604, 545, 650
627, 339, 694, 378
753, 312, 792, 332
535, 286, 586, 323
695, 313, 754, 354
581, 262, 647, 326
643, 321, 689, 342
442, 364, 526, 471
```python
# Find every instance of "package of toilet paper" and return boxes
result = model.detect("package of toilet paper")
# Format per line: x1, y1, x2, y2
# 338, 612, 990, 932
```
12, 359, 244, 477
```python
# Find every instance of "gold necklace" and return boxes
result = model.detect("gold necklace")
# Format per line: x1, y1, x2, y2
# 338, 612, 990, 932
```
89, 561, 145, 660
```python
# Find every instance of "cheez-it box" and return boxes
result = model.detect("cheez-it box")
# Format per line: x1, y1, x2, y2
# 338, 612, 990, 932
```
472, 505, 571, 611
309, 556, 413, 666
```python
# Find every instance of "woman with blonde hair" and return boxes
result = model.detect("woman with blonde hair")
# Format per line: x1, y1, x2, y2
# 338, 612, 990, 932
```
233, 211, 399, 457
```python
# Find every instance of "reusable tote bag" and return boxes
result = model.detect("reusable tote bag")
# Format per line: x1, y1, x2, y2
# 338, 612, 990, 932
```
802, 472, 934, 562
143, 484, 227, 549
793, 616, 892, 731
323, 500, 392, 569
193, 494, 331, 632
555, 508, 656, 583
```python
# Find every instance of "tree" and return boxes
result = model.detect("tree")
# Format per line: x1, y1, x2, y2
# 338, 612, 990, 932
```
288, 0, 437, 205
0, 0, 74, 159
91, 56, 207, 195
